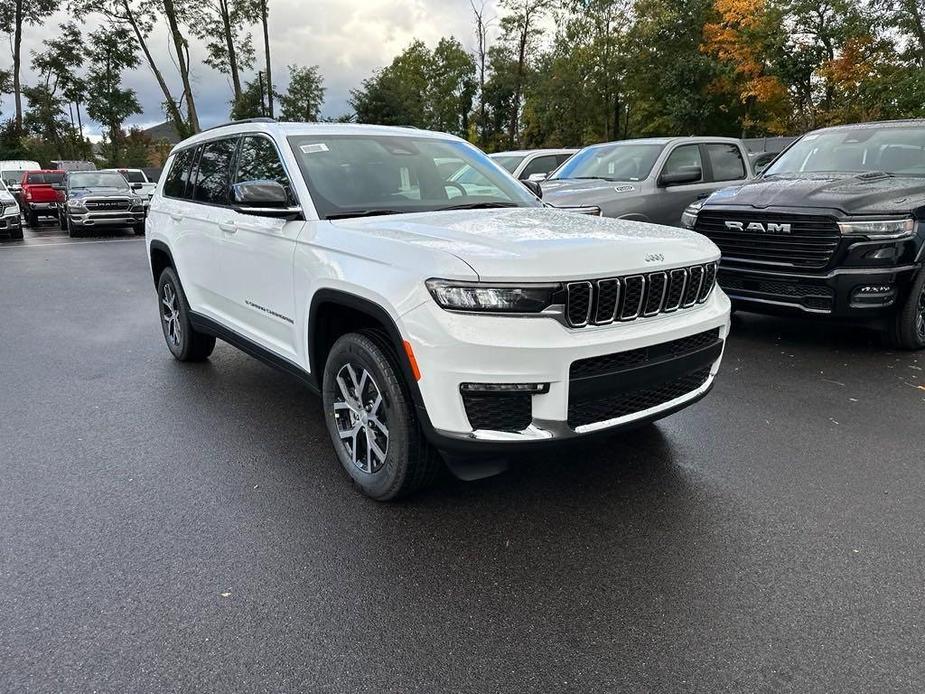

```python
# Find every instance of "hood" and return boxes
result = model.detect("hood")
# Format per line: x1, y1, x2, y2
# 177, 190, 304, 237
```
703, 173, 925, 216
331, 207, 717, 281
540, 178, 643, 208
68, 188, 134, 200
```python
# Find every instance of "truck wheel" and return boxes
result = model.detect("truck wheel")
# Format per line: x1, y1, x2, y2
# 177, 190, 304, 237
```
156, 267, 216, 361
133, 223, 145, 236
888, 269, 925, 350
10, 226, 23, 240
322, 330, 441, 500
65, 216, 81, 238
26, 209, 38, 228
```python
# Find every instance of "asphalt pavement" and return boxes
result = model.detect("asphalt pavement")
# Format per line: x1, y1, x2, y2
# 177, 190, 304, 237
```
1, 223, 924, 693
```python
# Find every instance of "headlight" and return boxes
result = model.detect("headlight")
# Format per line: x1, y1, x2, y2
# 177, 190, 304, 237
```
837, 217, 915, 238
681, 201, 703, 229
426, 279, 562, 313
67, 199, 86, 210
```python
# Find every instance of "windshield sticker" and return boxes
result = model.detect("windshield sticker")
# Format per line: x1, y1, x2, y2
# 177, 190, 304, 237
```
613, 184, 635, 193
300, 143, 330, 154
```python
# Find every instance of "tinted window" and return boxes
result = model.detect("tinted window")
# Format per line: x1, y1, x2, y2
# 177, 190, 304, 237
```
706, 144, 746, 181
551, 143, 663, 182
234, 136, 293, 203
122, 170, 146, 183
491, 155, 525, 173
764, 124, 925, 177
287, 134, 539, 219
25, 173, 65, 185
163, 148, 196, 199
192, 139, 237, 205
662, 145, 703, 182
520, 155, 558, 179
555, 153, 574, 166
67, 171, 130, 190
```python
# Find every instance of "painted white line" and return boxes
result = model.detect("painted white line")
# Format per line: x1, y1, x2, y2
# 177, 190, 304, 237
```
0, 238, 143, 249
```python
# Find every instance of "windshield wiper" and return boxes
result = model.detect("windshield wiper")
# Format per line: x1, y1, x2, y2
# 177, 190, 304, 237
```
563, 176, 618, 182
437, 201, 520, 211
325, 209, 406, 220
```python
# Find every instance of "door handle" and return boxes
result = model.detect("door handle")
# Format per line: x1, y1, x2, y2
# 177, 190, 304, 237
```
169, 213, 183, 222
219, 221, 237, 233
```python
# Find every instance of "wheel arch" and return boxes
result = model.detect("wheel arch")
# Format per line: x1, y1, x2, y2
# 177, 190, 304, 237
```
149, 240, 175, 286
308, 288, 430, 419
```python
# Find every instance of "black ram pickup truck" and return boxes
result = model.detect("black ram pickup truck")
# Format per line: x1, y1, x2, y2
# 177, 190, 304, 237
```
682, 119, 925, 349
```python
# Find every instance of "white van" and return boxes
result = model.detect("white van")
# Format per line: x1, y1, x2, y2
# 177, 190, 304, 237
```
0, 160, 41, 205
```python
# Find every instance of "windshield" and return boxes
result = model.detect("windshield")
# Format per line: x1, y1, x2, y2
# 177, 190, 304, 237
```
25, 172, 65, 185
765, 125, 925, 177
1, 170, 26, 187
288, 134, 540, 219
551, 143, 664, 182
68, 172, 130, 190
490, 155, 526, 173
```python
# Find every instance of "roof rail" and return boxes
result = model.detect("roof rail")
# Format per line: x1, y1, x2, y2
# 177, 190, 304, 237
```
200, 117, 276, 133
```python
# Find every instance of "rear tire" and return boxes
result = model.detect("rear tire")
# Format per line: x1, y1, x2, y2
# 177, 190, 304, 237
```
156, 267, 216, 361
888, 269, 925, 350
26, 208, 38, 228
322, 330, 441, 500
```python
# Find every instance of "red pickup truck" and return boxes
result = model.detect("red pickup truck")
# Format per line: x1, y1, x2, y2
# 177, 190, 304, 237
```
21, 170, 65, 227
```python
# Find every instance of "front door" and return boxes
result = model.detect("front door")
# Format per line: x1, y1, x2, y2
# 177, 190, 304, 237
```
218, 134, 302, 362
651, 144, 717, 226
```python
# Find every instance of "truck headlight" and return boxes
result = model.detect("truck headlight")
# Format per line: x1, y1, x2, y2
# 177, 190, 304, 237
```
681, 201, 703, 229
67, 199, 87, 212
426, 279, 562, 313
837, 217, 915, 238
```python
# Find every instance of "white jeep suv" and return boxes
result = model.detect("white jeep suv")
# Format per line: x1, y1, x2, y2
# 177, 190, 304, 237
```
146, 119, 731, 500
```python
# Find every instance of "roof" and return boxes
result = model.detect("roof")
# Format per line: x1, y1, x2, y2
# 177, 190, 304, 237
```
170, 121, 467, 154
491, 149, 579, 156
808, 118, 925, 134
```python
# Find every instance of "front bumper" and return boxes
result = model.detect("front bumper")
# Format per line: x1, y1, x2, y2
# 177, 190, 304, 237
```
402, 289, 730, 450
68, 210, 145, 227
0, 210, 21, 233
719, 263, 921, 318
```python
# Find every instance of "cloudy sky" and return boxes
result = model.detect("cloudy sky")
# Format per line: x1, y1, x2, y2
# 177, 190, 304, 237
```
6, 0, 500, 135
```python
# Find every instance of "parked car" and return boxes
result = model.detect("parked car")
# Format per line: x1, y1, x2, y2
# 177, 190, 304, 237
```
682, 119, 925, 350
104, 168, 157, 200
0, 159, 41, 208
50, 160, 96, 172
20, 170, 65, 227
58, 170, 147, 237
540, 137, 754, 226
0, 180, 23, 240
146, 120, 730, 500
490, 149, 578, 181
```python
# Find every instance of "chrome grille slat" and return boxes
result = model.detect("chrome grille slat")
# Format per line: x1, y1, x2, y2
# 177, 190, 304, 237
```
564, 263, 717, 328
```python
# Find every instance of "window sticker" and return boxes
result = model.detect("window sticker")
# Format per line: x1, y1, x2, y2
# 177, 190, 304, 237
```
300, 143, 330, 154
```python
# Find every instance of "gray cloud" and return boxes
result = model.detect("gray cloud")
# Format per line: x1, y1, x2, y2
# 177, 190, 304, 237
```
2, 0, 493, 136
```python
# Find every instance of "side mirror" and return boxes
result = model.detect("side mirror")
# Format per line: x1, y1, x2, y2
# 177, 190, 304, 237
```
230, 180, 301, 218
525, 172, 548, 182
131, 182, 143, 191
521, 179, 543, 199
659, 166, 702, 187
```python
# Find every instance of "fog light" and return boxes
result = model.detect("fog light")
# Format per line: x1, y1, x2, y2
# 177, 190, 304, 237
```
460, 382, 549, 394
864, 247, 898, 261
851, 284, 897, 307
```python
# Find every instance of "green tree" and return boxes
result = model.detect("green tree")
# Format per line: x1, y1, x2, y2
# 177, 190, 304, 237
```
0, 0, 59, 130
191, 0, 256, 104
85, 24, 141, 165
497, 0, 550, 146
279, 65, 326, 122
426, 38, 476, 136
230, 77, 271, 119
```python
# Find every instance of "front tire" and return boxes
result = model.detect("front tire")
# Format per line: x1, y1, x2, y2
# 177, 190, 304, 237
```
888, 269, 925, 350
156, 267, 216, 361
322, 331, 441, 500
133, 223, 145, 236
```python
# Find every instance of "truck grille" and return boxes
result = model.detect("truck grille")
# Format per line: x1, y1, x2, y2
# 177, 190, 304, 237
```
565, 262, 717, 328
84, 198, 130, 211
694, 211, 840, 269
570, 329, 720, 379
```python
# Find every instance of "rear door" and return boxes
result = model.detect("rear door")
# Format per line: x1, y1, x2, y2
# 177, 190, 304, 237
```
218, 134, 302, 360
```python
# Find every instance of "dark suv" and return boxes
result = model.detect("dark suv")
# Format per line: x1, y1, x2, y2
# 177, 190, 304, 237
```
683, 120, 925, 349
